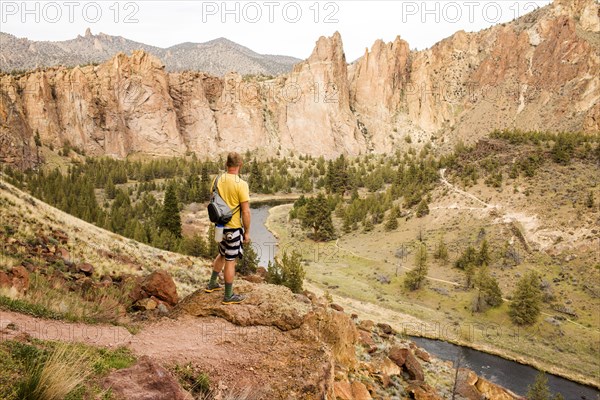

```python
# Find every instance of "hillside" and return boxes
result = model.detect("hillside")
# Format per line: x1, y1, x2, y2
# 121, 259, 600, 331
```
0, 29, 301, 76
1, 0, 598, 168
0, 177, 531, 399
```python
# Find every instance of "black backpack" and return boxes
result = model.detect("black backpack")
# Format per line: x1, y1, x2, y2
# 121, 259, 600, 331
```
207, 174, 240, 225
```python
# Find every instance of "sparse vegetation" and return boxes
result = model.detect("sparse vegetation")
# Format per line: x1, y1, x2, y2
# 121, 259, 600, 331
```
403, 242, 428, 291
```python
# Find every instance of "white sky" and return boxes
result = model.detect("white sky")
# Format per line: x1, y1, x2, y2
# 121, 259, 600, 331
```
1, 1, 551, 60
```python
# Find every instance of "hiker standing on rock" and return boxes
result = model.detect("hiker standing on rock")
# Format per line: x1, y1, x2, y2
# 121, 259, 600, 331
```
205, 152, 251, 304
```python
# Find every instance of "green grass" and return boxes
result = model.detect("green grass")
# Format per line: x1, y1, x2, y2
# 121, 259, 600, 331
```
0, 295, 64, 320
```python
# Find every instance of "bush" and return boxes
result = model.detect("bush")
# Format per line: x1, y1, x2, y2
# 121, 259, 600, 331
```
266, 251, 305, 293
237, 241, 259, 276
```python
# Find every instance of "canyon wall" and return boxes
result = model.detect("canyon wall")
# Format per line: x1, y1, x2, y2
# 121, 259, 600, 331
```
1, 0, 598, 167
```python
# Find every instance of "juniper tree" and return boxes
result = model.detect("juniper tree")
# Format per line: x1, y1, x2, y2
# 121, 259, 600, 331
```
404, 243, 428, 291
160, 183, 182, 238
509, 271, 542, 325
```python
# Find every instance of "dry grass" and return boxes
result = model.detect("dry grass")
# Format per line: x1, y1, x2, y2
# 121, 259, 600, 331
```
17, 343, 92, 400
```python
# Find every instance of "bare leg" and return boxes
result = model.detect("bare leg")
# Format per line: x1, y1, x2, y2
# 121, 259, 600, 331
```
223, 259, 237, 284
212, 254, 226, 273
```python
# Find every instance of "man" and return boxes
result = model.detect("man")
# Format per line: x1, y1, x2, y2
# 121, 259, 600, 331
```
205, 152, 251, 305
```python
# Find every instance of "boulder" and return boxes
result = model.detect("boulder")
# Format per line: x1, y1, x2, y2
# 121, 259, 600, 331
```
103, 356, 193, 400
358, 330, 375, 348
0, 271, 10, 288
134, 298, 158, 311
77, 263, 95, 276
414, 347, 431, 363
454, 369, 483, 400
330, 303, 344, 312
351, 381, 372, 400
174, 281, 310, 331
358, 319, 374, 332
388, 346, 424, 381
10, 266, 30, 293
141, 270, 179, 306
407, 382, 443, 400
376, 322, 393, 335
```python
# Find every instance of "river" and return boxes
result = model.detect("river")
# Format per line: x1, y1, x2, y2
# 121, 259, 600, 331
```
250, 203, 600, 399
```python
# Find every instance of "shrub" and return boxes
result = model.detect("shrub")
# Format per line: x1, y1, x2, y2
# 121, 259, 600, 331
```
266, 251, 305, 293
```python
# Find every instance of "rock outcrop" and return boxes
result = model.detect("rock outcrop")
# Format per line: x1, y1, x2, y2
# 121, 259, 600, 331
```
103, 356, 193, 400
1, 0, 597, 168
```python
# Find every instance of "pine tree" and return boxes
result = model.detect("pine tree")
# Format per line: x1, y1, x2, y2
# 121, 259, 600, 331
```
105, 176, 116, 200
384, 212, 398, 231
526, 372, 551, 400
472, 264, 503, 312
301, 194, 336, 241
434, 236, 449, 263
509, 271, 542, 325
206, 225, 218, 256
160, 183, 182, 238
416, 198, 429, 217
404, 243, 428, 291
267, 251, 305, 293
237, 241, 259, 275
249, 160, 264, 193
180, 234, 207, 257
478, 239, 491, 266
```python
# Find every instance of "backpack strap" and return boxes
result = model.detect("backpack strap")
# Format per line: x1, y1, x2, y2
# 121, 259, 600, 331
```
213, 173, 242, 214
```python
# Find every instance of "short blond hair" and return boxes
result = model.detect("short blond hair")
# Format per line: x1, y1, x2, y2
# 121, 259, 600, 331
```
226, 152, 243, 168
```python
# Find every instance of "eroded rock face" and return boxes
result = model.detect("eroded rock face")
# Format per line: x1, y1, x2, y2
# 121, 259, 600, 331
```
0, 0, 597, 167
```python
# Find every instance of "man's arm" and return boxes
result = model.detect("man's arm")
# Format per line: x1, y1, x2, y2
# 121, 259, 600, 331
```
241, 201, 251, 244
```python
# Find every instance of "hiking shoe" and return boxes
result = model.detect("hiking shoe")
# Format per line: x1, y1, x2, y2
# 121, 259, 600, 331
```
204, 282, 222, 293
222, 293, 245, 305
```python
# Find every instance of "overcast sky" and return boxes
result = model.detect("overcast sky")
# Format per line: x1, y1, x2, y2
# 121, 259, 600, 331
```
1, 1, 551, 60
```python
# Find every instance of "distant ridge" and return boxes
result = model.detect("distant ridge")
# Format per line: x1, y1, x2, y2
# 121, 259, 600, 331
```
0, 29, 301, 76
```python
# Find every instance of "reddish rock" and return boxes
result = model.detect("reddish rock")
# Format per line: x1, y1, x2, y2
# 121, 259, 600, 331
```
242, 274, 263, 284
256, 266, 268, 278
77, 263, 95, 276
141, 270, 179, 306
351, 381, 372, 400
376, 322, 393, 334
0, 271, 10, 288
358, 330, 375, 348
407, 382, 443, 400
388, 346, 424, 381
103, 356, 192, 400
333, 381, 353, 400
455, 369, 484, 400
388, 345, 408, 366
330, 303, 344, 312
57, 247, 71, 263
10, 266, 30, 293
414, 347, 431, 363
52, 229, 69, 244
358, 319, 374, 331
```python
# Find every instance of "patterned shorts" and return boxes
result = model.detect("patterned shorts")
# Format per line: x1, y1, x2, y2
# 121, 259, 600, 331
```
219, 228, 244, 261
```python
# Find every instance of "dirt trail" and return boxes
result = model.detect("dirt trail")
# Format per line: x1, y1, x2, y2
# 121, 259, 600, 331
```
0, 309, 297, 393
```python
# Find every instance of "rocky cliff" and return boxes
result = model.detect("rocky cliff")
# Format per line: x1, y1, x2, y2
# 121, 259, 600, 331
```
1, 0, 598, 166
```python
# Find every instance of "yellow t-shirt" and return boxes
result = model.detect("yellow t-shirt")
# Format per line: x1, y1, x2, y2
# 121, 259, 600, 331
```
211, 173, 250, 229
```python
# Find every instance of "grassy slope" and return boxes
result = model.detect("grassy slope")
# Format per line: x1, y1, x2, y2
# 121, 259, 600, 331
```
0, 177, 211, 298
267, 159, 600, 388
